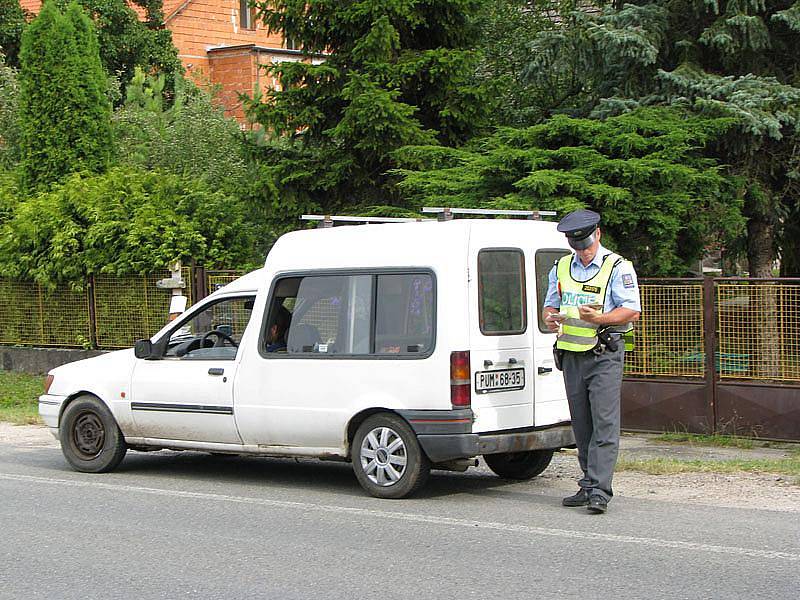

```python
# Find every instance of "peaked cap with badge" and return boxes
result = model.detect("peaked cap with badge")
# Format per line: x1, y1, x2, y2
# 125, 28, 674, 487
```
557, 209, 601, 250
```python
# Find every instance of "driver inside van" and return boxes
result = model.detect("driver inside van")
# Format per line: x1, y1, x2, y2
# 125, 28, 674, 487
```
266, 305, 291, 353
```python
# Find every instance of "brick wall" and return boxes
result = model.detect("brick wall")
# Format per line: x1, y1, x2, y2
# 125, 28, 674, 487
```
16, 0, 289, 125
169, 0, 283, 79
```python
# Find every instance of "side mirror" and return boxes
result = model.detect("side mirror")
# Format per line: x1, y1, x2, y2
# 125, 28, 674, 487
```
134, 339, 153, 359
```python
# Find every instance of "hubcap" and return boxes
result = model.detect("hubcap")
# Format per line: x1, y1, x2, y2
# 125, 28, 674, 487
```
360, 426, 407, 487
72, 411, 105, 459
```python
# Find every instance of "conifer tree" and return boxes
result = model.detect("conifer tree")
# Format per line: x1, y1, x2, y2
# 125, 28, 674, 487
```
18, 1, 112, 190
522, 0, 800, 276
247, 0, 494, 218
0, 52, 19, 168
0, 0, 27, 68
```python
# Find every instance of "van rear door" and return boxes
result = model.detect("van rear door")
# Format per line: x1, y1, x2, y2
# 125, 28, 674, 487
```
532, 248, 571, 427
468, 246, 535, 432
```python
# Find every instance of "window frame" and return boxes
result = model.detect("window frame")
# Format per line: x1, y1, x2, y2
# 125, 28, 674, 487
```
154, 293, 257, 361
239, 0, 256, 30
534, 248, 572, 334
477, 248, 528, 336
258, 268, 437, 360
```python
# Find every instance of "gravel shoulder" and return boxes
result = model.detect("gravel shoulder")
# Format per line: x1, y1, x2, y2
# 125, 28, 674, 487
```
3, 422, 798, 513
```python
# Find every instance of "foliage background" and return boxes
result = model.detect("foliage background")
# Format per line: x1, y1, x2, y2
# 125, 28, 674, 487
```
1, 0, 799, 281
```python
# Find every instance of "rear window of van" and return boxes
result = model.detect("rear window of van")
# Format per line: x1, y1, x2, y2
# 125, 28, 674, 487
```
535, 249, 571, 333
478, 249, 526, 335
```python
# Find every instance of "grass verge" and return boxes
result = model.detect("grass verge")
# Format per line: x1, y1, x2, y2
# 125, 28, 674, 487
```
0, 370, 43, 425
616, 453, 800, 484
654, 432, 755, 449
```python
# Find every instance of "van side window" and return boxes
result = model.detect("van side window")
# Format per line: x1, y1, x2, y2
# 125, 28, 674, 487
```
285, 275, 372, 354
478, 249, 526, 335
535, 249, 571, 333
164, 295, 255, 360
264, 272, 434, 357
375, 274, 434, 355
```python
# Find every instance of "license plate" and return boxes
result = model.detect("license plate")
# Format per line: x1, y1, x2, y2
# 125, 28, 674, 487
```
475, 368, 525, 394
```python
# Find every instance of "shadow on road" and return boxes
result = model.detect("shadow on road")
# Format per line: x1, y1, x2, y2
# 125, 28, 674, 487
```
28, 448, 547, 502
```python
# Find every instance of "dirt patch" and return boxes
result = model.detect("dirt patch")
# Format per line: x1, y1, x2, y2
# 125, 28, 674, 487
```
2, 423, 799, 512
539, 436, 800, 513
0, 422, 57, 447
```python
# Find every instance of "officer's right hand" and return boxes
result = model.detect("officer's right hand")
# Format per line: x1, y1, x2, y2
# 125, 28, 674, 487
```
544, 312, 562, 333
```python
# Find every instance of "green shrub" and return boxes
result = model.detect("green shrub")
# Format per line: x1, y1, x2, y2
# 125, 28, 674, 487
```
0, 167, 258, 285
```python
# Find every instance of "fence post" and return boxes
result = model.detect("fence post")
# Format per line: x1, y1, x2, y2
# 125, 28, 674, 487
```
702, 276, 718, 433
87, 274, 98, 349
193, 265, 207, 303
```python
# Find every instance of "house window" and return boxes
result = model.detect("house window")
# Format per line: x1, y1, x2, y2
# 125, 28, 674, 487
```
240, 0, 256, 30
285, 36, 300, 50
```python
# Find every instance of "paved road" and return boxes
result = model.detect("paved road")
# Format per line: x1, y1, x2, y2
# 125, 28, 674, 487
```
1, 442, 797, 600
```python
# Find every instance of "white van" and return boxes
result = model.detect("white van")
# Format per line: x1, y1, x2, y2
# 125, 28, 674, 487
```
40, 219, 574, 498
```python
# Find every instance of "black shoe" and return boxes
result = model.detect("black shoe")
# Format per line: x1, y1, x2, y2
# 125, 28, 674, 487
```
562, 489, 590, 507
587, 495, 608, 514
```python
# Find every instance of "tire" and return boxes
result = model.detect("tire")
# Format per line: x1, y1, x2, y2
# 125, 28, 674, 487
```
59, 395, 127, 473
484, 449, 554, 480
351, 413, 430, 499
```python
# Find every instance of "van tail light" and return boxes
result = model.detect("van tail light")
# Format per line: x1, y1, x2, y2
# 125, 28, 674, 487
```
44, 374, 54, 394
450, 351, 471, 408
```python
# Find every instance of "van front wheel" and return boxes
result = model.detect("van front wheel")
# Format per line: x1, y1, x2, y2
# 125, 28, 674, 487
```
352, 414, 430, 499
484, 449, 554, 480
59, 395, 127, 473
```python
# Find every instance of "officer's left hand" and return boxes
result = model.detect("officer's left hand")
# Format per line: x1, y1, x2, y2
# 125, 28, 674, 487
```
578, 304, 603, 324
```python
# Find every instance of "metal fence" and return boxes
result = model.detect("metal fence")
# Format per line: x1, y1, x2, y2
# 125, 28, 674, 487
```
625, 282, 705, 378
624, 278, 800, 383
3, 274, 800, 384
206, 270, 244, 296
622, 278, 800, 441
0, 268, 212, 350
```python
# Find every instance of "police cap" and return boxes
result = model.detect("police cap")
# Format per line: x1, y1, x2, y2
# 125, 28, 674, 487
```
557, 209, 600, 250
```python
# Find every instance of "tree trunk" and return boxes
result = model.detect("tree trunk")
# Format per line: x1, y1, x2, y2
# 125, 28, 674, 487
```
746, 216, 775, 277
742, 215, 780, 379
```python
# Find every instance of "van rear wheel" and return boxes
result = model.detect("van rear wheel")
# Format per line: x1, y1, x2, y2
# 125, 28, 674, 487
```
484, 449, 554, 480
352, 413, 430, 499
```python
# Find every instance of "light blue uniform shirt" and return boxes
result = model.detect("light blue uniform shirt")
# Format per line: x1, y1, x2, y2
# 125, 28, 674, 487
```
544, 245, 641, 312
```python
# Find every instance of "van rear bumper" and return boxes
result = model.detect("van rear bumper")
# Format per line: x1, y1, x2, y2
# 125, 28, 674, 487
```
409, 420, 575, 463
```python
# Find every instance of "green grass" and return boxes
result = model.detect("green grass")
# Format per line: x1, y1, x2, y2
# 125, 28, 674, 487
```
654, 432, 756, 449
0, 370, 44, 425
616, 455, 800, 484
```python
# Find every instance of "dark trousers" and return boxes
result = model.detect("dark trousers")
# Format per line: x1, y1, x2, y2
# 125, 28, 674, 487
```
562, 344, 625, 501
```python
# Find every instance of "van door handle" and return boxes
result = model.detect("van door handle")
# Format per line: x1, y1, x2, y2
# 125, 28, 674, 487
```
508, 357, 518, 365
484, 359, 493, 368
538, 366, 552, 374
208, 368, 224, 376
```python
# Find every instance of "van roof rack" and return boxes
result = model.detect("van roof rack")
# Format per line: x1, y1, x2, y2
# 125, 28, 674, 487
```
421, 207, 557, 221
301, 207, 557, 227
301, 214, 430, 228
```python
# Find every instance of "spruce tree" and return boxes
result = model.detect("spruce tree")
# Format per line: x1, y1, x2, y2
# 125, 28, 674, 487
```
394, 108, 743, 276
18, 1, 112, 190
247, 0, 494, 218
521, 0, 800, 276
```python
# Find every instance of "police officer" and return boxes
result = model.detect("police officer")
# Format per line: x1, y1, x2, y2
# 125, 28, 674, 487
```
543, 209, 641, 514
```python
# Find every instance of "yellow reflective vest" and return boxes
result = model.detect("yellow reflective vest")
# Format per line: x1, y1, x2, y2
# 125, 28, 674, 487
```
555, 253, 634, 352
